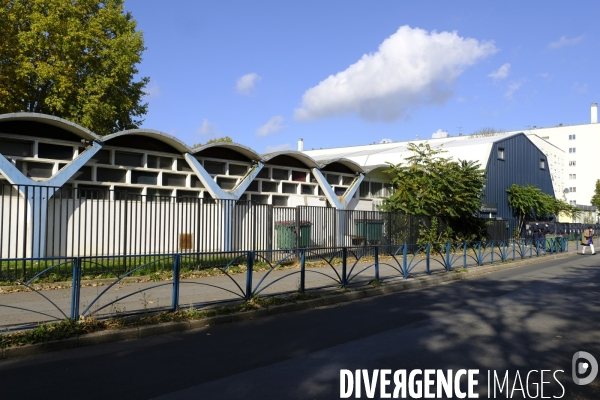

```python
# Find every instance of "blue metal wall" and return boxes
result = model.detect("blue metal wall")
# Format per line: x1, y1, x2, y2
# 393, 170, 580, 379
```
480, 133, 555, 237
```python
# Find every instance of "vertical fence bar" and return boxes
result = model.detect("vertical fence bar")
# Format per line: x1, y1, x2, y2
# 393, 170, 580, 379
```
341, 247, 347, 288
445, 242, 451, 271
402, 244, 408, 278
491, 242, 494, 264
172, 253, 181, 310
463, 242, 467, 268
374, 246, 379, 281
245, 251, 254, 300
70, 257, 81, 319
426, 244, 430, 274
300, 249, 305, 293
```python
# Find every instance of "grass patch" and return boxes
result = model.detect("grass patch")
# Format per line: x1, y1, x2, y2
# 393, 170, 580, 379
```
0, 291, 320, 349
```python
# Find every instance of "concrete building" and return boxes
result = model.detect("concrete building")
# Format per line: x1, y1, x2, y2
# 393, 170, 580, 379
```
500, 103, 600, 208
303, 133, 556, 236
0, 113, 392, 257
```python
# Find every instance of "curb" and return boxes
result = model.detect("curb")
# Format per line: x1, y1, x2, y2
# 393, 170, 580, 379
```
0, 250, 578, 360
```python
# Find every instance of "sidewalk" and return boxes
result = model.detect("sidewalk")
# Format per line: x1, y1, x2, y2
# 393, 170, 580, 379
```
0, 244, 578, 329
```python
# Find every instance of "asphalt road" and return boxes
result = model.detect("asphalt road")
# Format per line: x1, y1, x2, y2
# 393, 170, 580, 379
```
1, 254, 599, 399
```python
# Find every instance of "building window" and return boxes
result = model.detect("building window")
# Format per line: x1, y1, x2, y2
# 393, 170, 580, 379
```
0, 138, 33, 157
569, 147, 576, 153
90, 149, 111, 165
497, 148, 505, 160
147, 155, 173, 170
162, 173, 186, 187
38, 143, 74, 160
96, 168, 127, 183
569, 161, 576, 166
569, 174, 576, 180
569, 187, 577, 193
229, 164, 247, 176
540, 159, 545, 170
272, 168, 289, 180
569, 200, 577, 205
204, 161, 225, 175
569, 134, 576, 140
114, 151, 143, 167
131, 170, 158, 185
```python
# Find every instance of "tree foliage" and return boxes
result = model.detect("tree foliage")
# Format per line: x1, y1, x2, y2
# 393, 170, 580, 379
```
0, 0, 149, 135
193, 136, 234, 148
382, 143, 486, 221
506, 184, 581, 235
590, 179, 600, 210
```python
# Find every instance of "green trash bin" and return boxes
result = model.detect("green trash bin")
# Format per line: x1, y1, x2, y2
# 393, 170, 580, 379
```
355, 219, 384, 244
274, 221, 312, 249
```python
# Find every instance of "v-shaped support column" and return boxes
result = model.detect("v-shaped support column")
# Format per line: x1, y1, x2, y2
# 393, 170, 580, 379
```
311, 168, 364, 246
185, 153, 264, 251
0, 142, 103, 257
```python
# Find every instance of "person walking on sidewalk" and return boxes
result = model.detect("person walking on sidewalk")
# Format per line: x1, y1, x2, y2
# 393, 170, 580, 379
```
581, 226, 595, 255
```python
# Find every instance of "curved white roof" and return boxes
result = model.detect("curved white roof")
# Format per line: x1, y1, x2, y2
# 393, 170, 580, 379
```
191, 142, 262, 161
261, 150, 321, 169
0, 112, 99, 141
102, 129, 192, 153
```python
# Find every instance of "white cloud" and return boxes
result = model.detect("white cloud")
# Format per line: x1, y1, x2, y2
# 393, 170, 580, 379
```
197, 118, 219, 136
431, 129, 449, 138
573, 82, 588, 94
294, 25, 497, 122
144, 83, 162, 98
547, 35, 584, 49
539, 73, 551, 80
256, 115, 286, 136
265, 143, 291, 153
505, 80, 524, 99
488, 63, 510, 80
236, 73, 261, 95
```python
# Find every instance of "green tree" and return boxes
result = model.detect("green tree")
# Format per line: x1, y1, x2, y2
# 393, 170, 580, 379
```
0, 0, 149, 135
193, 136, 234, 148
382, 143, 486, 241
506, 184, 580, 235
591, 179, 600, 209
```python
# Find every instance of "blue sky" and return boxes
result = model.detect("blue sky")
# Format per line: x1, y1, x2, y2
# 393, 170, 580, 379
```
123, 0, 599, 153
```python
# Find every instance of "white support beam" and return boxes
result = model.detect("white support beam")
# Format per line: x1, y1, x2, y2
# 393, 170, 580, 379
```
0, 141, 103, 258
184, 153, 235, 200
335, 174, 365, 246
230, 162, 264, 199
340, 175, 364, 209
184, 153, 264, 251
311, 168, 343, 209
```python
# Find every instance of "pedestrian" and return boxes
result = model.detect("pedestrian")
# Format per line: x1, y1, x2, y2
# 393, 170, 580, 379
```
581, 226, 595, 255
532, 223, 540, 248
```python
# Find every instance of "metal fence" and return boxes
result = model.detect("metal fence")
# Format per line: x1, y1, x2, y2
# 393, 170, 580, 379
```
0, 184, 435, 259
0, 237, 573, 330
1, 184, 589, 260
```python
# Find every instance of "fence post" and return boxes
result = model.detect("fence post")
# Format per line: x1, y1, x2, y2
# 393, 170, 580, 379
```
463, 242, 467, 268
171, 253, 181, 311
374, 246, 379, 281
342, 247, 347, 288
245, 251, 254, 300
491, 242, 494, 264
70, 257, 81, 319
445, 242, 451, 271
426, 244, 430, 275
300, 249, 305, 293
402, 244, 408, 278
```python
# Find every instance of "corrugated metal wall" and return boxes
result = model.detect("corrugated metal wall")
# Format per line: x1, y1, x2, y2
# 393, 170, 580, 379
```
481, 133, 555, 237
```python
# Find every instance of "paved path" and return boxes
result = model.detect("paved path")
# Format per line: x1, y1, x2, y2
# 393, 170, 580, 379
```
0, 252, 598, 399
0, 244, 576, 328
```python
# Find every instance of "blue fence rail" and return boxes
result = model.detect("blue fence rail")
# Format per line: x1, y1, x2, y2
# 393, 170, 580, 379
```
0, 237, 573, 330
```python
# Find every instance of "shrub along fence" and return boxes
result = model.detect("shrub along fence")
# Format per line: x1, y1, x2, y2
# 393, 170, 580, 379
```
0, 237, 573, 331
